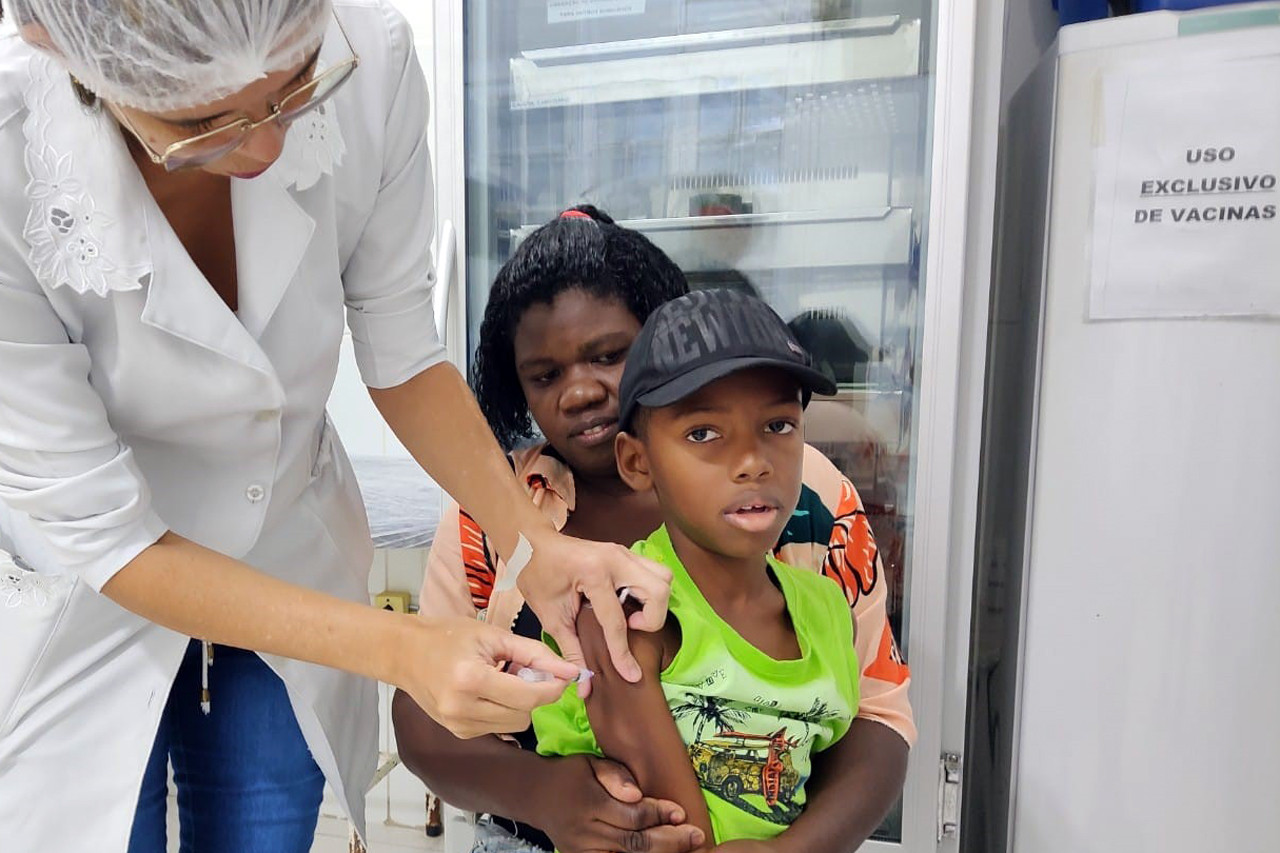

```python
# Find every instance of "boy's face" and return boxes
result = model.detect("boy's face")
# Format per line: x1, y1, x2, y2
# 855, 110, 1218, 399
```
514, 289, 641, 479
616, 368, 805, 561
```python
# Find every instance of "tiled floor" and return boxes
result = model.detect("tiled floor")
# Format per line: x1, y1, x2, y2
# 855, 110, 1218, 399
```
310, 809, 445, 853
310, 763, 442, 853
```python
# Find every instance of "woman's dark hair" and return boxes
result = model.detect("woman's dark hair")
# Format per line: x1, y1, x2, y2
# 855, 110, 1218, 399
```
473, 204, 689, 450
69, 76, 97, 107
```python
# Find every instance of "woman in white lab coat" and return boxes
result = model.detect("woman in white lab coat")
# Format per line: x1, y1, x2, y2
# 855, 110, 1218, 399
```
0, 2, 670, 851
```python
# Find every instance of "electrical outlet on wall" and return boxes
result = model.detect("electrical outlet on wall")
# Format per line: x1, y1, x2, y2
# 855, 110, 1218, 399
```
373, 591, 411, 613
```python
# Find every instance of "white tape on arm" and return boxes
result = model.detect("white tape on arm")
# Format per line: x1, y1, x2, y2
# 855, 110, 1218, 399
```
493, 532, 533, 593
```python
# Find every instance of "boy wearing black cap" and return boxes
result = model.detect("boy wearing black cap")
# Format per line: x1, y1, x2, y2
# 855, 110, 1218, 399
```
532, 289, 860, 848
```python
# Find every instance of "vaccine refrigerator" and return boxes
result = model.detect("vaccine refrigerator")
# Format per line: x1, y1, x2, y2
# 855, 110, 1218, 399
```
975, 6, 1280, 853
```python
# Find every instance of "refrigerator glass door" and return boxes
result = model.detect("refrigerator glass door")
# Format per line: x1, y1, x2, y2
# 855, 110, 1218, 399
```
462, 1, 938, 844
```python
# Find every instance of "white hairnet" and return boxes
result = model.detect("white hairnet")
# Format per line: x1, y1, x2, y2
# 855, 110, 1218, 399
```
8, 0, 331, 113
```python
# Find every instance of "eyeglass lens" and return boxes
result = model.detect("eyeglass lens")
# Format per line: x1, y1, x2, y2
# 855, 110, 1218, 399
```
164, 61, 356, 172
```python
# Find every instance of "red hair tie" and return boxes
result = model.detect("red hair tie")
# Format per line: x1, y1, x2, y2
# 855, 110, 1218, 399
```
559, 209, 592, 220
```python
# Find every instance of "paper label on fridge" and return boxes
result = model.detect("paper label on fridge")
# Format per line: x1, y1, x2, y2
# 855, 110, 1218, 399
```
1089, 56, 1280, 320
547, 0, 645, 23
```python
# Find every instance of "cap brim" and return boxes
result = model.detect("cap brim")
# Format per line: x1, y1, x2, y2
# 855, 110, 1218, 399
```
635, 356, 838, 413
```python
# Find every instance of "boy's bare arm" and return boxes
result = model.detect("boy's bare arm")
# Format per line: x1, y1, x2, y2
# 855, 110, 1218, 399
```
578, 605, 716, 851
391, 688, 705, 853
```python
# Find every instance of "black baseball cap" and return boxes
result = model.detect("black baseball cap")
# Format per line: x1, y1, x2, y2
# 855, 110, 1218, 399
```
618, 288, 837, 432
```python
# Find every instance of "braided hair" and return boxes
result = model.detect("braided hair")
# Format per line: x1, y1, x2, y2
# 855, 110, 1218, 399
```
472, 205, 688, 450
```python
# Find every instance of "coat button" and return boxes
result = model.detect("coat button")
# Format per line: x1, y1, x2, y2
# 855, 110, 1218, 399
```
245, 484, 266, 503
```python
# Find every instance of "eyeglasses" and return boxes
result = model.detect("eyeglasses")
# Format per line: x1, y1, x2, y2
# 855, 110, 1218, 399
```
116, 14, 359, 172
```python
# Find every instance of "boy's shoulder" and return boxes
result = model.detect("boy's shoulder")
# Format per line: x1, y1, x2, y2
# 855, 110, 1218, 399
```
630, 524, 677, 562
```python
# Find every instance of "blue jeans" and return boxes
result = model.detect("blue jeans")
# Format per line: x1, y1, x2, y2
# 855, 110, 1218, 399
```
128, 640, 325, 853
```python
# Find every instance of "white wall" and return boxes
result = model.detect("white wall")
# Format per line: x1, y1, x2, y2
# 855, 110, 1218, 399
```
326, 1, 440, 461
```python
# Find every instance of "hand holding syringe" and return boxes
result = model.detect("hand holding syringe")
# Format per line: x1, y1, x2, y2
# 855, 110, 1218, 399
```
509, 588, 633, 694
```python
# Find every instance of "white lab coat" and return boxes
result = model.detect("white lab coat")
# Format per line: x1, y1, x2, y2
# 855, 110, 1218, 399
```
0, 2, 443, 848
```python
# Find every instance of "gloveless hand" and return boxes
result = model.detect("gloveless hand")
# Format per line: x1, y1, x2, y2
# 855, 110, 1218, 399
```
539, 756, 705, 853
396, 615, 580, 739
515, 529, 672, 686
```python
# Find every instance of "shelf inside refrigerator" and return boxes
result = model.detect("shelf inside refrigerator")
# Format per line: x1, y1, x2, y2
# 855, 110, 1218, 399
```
509, 16, 922, 109
512, 207, 913, 272
807, 386, 909, 457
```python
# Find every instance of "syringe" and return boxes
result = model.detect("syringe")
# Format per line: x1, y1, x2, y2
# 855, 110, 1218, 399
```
516, 666, 594, 685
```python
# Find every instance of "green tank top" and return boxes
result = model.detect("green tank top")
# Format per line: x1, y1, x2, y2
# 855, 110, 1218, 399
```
533, 525, 859, 844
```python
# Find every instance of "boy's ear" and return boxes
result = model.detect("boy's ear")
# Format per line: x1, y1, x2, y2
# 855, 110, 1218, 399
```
614, 430, 653, 493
